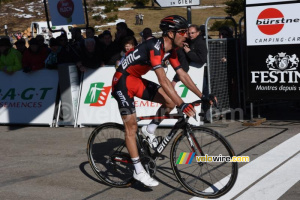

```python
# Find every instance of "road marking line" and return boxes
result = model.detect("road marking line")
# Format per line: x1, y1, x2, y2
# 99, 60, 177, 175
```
236, 153, 300, 200
190, 133, 300, 200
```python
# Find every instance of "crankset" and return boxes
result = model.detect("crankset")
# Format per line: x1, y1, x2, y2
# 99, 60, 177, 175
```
140, 155, 157, 177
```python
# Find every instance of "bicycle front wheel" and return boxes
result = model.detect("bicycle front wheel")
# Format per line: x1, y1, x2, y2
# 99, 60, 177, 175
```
170, 127, 238, 198
87, 123, 135, 187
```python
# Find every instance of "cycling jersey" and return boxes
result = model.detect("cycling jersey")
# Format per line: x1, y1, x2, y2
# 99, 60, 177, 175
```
112, 37, 182, 115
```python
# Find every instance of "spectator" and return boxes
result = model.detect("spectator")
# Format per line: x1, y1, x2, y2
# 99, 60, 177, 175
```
77, 38, 103, 72
86, 27, 101, 47
184, 25, 207, 66
70, 27, 83, 53
86, 27, 95, 38
218, 26, 238, 109
45, 38, 61, 69
114, 22, 137, 51
35, 35, 50, 54
140, 27, 154, 43
0, 38, 22, 74
15, 38, 27, 55
58, 34, 68, 47
57, 34, 80, 64
99, 30, 120, 65
139, 13, 144, 25
135, 14, 139, 25
22, 38, 49, 72
71, 27, 83, 42
218, 26, 234, 63
116, 36, 137, 67
99, 30, 112, 47
219, 26, 234, 39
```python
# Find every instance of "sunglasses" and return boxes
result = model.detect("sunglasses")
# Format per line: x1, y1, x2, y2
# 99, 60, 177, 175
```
176, 29, 188, 36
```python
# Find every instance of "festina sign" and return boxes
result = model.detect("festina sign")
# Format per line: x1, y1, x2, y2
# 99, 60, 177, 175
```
247, 44, 300, 100
155, 0, 200, 7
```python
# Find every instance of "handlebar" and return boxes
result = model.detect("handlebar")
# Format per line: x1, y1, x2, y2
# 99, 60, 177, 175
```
191, 94, 218, 108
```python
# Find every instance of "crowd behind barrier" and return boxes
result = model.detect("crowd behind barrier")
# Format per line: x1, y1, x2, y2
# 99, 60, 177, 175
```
0, 20, 241, 126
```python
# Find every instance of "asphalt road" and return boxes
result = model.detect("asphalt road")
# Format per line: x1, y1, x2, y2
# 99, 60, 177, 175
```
0, 117, 299, 200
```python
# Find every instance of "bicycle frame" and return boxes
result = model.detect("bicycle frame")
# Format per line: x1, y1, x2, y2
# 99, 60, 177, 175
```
136, 113, 203, 160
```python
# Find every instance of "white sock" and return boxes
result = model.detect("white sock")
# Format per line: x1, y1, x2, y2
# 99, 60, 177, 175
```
132, 157, 144, 174
147, 124, 158, 134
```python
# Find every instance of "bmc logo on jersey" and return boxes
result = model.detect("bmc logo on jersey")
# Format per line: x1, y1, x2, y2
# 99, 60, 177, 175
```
256, 8, 299, 35
84, 82, 111, 107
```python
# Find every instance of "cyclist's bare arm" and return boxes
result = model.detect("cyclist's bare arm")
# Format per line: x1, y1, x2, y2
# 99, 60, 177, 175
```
155, 67, 196, 117
176, 68, 204, 98
155, 68, 183, 106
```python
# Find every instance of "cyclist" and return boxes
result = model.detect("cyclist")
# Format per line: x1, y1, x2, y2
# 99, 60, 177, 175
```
112, 15, 209, 187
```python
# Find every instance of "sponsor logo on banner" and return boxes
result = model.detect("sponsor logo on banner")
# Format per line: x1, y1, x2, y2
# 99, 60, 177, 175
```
57, 0, 74, 23
266, 52, 299, 70
84, 82, 111, 107
246, 4, 300, 46
251, 52, 300, 92
0, 88, 53, 108
256, 8, 284, 35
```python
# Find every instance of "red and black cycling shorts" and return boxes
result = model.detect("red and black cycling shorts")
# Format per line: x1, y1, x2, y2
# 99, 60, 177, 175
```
112, 72, 161, 116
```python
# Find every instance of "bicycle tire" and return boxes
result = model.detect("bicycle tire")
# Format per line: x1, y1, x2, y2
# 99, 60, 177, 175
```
87, 123, 135, 187
170, 127, 238, 198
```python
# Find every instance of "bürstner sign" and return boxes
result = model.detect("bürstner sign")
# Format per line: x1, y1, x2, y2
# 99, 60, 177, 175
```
155, 0, 200, 7
246, 3, 300, 46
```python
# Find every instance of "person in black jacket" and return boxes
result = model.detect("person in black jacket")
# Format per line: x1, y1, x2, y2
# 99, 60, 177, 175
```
114, 22, 137, 52
77, 38, 103, 72
183, 24, 207, 66
99, 30, 121, 65
172, 24, 207, 86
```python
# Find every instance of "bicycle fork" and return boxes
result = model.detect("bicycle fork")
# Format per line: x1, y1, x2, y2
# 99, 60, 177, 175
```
185, 124, 206, 161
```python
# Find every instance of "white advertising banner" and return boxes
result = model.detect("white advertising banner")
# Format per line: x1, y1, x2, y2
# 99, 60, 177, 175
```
0, 70, 58, 125
48, 0, 85, 26
246, 0, 298, 5
77, 65, 204, 126
246, 3, 300, 46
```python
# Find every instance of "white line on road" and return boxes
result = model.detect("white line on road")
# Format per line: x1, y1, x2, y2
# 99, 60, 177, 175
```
190, 133, 300, 200
236, 153, 300, 200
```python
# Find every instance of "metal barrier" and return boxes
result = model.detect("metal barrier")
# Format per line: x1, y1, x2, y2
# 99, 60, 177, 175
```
238, 16, 247, 115
204, 17, 241, 122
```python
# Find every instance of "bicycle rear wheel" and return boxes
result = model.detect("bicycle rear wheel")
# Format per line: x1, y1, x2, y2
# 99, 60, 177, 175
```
87, 123, 135, 187
170, 127, 238, 198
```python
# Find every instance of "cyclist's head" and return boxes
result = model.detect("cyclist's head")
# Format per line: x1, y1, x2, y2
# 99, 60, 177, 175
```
160, 15, 188, 36
160, 15, 188, 48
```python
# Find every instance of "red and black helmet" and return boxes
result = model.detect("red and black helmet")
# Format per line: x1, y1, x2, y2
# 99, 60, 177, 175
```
159, 15, 189, 33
